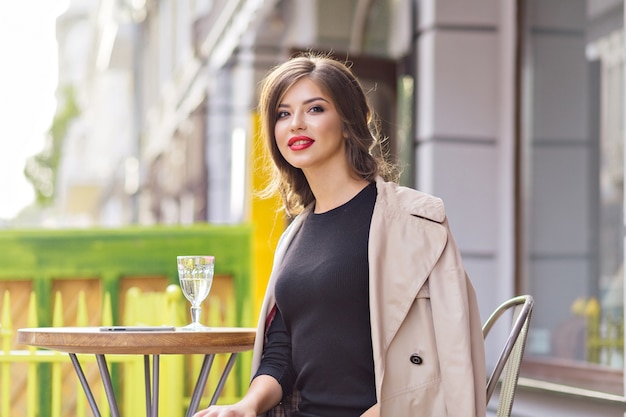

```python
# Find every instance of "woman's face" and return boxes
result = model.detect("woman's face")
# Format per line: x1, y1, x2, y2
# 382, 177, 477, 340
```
274, 77, 348, 176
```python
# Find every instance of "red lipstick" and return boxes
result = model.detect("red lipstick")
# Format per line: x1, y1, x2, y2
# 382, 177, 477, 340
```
288, 135, 314, 150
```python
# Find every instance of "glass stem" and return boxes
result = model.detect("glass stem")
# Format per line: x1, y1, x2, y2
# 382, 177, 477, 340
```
190, 305, 202, 325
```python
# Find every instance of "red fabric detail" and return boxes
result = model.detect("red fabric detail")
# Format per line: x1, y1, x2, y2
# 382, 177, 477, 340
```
265, 304, 277, 336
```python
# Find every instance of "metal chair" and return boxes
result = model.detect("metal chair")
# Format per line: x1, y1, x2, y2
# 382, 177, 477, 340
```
483, 295, 534, 417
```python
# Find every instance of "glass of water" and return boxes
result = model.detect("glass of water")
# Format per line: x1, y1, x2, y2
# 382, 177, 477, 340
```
177, 255, 214, 330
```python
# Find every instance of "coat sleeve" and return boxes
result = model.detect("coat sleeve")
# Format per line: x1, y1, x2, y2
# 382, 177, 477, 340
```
429, 218, 487, 417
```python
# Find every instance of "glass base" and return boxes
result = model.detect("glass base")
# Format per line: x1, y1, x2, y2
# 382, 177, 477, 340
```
181, 305, 209, 331
180, 322, 210, 331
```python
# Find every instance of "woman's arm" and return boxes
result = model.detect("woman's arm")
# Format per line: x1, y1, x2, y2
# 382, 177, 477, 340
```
192, 375, 282, 417
194, 307, 295, 417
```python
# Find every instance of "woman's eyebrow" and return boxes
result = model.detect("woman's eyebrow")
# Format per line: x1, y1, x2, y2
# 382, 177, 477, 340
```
303, 97, 329, 104
278, 97, 330, 108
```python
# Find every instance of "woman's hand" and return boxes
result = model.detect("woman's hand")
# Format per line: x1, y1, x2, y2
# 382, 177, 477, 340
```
193, 375, 282, 417
360, 403, 379, 417
192, 403, 256, 417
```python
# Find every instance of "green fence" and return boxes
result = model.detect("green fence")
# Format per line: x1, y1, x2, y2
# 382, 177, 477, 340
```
0, 224, 254, 326
0, 224, 255, 417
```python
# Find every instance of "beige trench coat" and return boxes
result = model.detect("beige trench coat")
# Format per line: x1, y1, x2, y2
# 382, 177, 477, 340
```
252, 177, 486, 417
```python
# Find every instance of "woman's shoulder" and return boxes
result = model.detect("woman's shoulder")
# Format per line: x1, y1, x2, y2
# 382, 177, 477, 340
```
374, 178, 446, 223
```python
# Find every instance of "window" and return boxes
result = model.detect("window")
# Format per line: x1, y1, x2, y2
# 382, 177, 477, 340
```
520, 0, 624, 394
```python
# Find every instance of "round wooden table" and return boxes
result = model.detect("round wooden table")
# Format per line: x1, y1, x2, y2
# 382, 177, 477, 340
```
18, 326, 256, 417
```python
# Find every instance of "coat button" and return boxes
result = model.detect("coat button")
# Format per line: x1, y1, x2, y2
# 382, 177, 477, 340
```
410, 353, 423, 365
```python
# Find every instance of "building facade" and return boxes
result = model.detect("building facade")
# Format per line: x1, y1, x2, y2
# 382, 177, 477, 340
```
51, 0, 625, 415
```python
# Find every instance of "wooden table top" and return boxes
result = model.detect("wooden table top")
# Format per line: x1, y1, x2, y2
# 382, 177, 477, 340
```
18, 326, 256, 355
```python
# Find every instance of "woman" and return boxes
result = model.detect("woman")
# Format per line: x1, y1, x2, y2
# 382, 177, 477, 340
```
194, 53, 486, 417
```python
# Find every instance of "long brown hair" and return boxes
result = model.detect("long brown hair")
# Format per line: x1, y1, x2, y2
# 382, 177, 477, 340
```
257, 52, 397, 217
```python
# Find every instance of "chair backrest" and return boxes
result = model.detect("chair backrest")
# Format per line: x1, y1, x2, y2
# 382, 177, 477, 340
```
482, 295, 534, 417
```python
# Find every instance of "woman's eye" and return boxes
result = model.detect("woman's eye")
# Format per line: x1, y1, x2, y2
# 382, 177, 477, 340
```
277, 111, 289, 119
309, 105, 324, 113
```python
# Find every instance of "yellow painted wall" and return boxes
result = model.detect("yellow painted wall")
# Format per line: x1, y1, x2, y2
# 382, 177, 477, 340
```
249, 113, 285, 317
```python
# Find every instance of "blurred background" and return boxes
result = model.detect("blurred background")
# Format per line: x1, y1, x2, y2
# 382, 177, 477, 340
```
0, 1, 68, 224
0, 1, 624, 416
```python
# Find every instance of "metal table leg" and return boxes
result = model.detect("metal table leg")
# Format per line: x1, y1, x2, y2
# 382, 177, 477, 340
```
144, 355, 152, 417
186, 353, 240, 417
96, 354, 121, 417
186, 354, 215, 417
69, 353, 101, 417
152, 354, 160, 417
70, 351, 238, 417
209, 353, 238, 406
142, 354, 161, 417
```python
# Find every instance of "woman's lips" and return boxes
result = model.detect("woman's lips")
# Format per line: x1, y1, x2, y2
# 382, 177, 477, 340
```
288, 135, 314, 150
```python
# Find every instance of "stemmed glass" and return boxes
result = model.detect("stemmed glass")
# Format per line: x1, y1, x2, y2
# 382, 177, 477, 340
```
177, 255, 214, 330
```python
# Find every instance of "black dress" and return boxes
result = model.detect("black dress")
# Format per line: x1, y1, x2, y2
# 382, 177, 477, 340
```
255, 183, 378, 417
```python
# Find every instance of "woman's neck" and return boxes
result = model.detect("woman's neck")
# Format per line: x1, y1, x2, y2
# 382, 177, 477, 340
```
306, 173, 370, 214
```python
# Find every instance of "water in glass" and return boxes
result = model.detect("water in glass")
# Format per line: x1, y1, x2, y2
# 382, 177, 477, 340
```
177, 255, 214, 330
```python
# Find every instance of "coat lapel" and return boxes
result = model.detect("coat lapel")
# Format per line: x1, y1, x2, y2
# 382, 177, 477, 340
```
368, 179, 448, 395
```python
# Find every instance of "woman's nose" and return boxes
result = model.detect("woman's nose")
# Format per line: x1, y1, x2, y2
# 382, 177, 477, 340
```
290, 111, 306, 131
